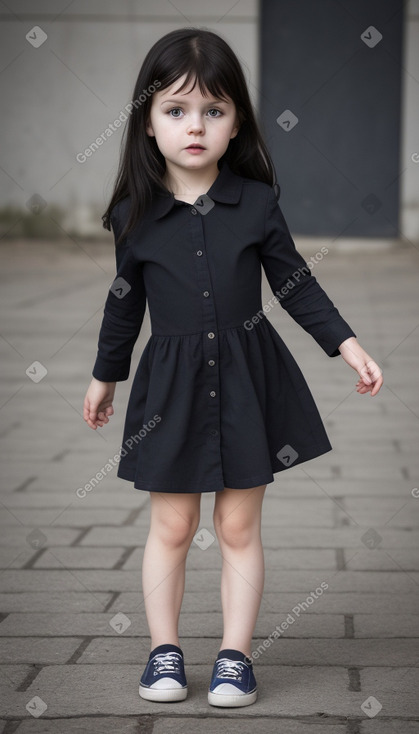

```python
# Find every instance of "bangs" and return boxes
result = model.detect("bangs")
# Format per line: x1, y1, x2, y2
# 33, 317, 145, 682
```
153, 62, 233, 104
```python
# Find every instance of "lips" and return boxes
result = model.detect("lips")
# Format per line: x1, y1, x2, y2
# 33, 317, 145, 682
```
186, 144, 205, 149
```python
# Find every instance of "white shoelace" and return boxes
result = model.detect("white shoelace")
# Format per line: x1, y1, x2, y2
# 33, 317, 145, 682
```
153, 651, 182, 675
215, 658, 246, 680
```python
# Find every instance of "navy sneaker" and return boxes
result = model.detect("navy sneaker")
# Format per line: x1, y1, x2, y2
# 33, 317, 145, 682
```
208, 648, 257, 707
139, 643, 187, 702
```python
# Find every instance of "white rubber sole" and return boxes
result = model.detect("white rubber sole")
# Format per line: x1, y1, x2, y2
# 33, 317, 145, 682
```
139, 684, 188, 702
208, 689, 257, 707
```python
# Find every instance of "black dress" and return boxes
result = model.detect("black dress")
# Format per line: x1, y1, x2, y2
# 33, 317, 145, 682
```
92, 159, 356, 493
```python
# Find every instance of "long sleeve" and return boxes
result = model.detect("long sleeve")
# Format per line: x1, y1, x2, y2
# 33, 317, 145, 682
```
92, 203, 147, 381
259, 186, 356, 357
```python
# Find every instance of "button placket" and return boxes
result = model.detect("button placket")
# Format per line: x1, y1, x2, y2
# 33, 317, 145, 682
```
189, 207, 221, 445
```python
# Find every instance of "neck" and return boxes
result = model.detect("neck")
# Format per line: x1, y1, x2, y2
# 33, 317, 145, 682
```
163, 162, 220, 198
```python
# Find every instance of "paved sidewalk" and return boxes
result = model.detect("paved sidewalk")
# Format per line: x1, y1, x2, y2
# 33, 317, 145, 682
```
0, 238, 418, 733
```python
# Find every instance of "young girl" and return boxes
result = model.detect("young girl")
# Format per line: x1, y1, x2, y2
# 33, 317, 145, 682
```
83, 27, 383, 708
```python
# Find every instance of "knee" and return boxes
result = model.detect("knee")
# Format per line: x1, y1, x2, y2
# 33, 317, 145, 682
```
154, 511, 200, 548
213, 512, 258, 549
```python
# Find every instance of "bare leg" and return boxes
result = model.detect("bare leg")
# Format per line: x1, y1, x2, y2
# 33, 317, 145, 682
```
142, 491, 201, 651
213, 484, 267, 658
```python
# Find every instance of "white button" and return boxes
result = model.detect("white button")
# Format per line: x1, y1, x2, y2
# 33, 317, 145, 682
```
208, 332, 215, 339
196, 250, 203, 256
210, 391, 216, 397
208, 360, 215, 366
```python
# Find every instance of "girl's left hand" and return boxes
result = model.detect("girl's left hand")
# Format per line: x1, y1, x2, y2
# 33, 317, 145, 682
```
338, 337, 383, 396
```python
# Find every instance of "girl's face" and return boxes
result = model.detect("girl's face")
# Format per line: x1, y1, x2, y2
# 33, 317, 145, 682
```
146, 74, 240, 180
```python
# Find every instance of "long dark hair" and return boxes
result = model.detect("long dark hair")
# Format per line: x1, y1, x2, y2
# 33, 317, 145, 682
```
103, 27, 279, 245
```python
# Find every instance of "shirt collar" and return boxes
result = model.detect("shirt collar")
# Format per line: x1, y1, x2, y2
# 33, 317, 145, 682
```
147, 158, 243, 220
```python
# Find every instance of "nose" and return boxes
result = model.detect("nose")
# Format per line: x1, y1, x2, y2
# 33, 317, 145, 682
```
187, 111, 204, 134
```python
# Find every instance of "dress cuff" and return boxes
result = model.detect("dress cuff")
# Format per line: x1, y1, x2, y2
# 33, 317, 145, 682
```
311, 320, 357, 357
92, 358, 130, 382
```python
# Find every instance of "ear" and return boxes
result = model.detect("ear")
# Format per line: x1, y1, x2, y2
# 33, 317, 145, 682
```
146, 118, 154, 137
230, 121, 240, 139
230, 112, 241, 139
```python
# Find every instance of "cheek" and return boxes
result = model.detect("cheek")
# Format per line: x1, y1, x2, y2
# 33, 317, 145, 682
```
156, 116, 179, 135
215, 119, 235, 137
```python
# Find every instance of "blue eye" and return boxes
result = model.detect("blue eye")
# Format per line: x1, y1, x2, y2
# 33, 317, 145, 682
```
167, 108, 223, 118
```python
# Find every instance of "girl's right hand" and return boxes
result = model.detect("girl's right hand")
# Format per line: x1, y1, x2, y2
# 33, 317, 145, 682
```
83, 377, 116, 429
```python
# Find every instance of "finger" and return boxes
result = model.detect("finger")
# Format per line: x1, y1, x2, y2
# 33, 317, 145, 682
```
88, 408, 99, 427
356, 377, 368, 387
368, 363, 383, 396
359, 364, 372, 384
370, 375, 384, 396
356, 376, 374, 392
366, 360, 382, 382
83, 397, 91, 421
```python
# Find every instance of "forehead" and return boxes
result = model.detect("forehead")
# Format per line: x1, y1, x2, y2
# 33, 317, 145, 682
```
155, 75, 231, 103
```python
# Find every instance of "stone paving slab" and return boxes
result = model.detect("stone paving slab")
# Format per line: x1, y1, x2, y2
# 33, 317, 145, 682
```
270, 479, 418, 497
126, 547, 338, 570
344, 549, 419, 570
0, 665, 378, 717
1, 718, 155, 734
0, 717, 357, 734
360, 667, 419, 718
1, 568, 417, 594
0, 527, 81, 548
152, 719, 349, 734
135, 500, 339, 527
340, 502, 419, 528
361, 721, 419, 733
2, 611, 418, 641
0, 548, 38, 569
354, 614, 419, 637
78, 631, 349, 664
0, 612, 344, 638
0, 592, 114, 613
31, 547, 128, 569
1, 664, 415, 719
77, 526, 419, 547
0, 492, 149, 509
1, 589, 414, 618
112, 591, 419, 615
0, 509, 133, 526
75, 637, 418, 667
0, 666, 34, 691
0, 638, 83, 664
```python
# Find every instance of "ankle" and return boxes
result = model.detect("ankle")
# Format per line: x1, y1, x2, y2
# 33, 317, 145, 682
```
219, 645, 252, 659
151, 641, 181, 653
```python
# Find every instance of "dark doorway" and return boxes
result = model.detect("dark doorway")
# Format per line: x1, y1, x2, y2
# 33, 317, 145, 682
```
259, 1, 404, 237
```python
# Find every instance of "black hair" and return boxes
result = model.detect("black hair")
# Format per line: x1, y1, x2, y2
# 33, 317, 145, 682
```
103, 27, 279, 244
